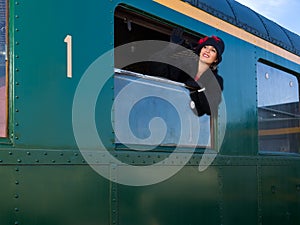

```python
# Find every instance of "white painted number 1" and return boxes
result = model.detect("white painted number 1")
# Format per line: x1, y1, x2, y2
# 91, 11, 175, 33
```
64, 35, 72, 78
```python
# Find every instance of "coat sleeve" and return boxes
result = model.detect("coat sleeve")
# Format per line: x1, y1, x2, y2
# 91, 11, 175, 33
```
148, 43, 197, 81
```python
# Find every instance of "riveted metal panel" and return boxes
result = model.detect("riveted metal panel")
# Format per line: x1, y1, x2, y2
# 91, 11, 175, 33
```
12, 0, 115, 149
9, 165, 110, 225
219, 165, 258, 225
259, 16, 293, 51
184, 0, 235, 19
260, 165, 300, 225
117, 166, 221, 225
0, 166, 16, 225
286, 30, 300, 55
230, 2, 267, 37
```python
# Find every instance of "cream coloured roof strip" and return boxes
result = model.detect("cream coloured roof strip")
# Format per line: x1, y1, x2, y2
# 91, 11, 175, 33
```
153, 0, 300, 65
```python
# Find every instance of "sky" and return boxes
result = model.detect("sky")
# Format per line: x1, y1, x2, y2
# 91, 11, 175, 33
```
235, 0, 300, 36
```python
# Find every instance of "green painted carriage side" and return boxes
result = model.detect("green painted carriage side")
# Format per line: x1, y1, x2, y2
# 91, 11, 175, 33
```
10, 0, 299, 154
10, 0, 115, 149
8, 0, 262, 155
0, 0, 298, 225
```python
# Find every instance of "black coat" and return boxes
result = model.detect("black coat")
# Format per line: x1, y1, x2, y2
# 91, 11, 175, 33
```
185, 69, 223, 116
149, 44, 224, 117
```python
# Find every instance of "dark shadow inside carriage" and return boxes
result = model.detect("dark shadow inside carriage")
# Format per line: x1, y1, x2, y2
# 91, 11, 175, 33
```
112, 6, 213, 149
114, 6, 199, 78
258, 102, 300, 153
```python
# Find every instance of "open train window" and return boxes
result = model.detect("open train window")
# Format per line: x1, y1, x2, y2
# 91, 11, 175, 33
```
0, 0, 7, 138
257, 61, 300, 153
113, 6, 213, 149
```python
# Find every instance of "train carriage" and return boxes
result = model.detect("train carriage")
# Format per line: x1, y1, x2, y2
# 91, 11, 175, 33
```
0, 0, 299, 225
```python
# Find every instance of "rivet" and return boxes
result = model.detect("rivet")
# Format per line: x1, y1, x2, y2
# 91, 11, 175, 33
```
265, 72, 269, 79
15, 55, 19, 58
44, 152, 48, 155
17, 159, 21, 163
14, 207, 19, 212
9, 152, 13, 155
52, 160, 56, 163
15, 28, 19, 32
74, 153, 78, 156
14, 194, 19, 199
15, 167, 19, 172
0, 159, 2, 163
15, 96, 19, 99
35, 159, 39, 163
15, 180, 19, 185
14, 221, 19, 225
15, 2, 19, 5
15, 109, 19, 112
26, 152, 30, 155
271, 185, 276, 194
15, 123, 19, 126
60, 153, 64, 156
15, 82, 19, 85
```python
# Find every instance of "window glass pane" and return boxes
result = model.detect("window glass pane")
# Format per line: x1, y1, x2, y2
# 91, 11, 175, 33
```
114, 70, 211, 148
257, 62, 300, 153
0, 0, 6, 137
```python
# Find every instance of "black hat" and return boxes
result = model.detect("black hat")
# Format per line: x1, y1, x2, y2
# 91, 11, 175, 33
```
196, 36, 225, 64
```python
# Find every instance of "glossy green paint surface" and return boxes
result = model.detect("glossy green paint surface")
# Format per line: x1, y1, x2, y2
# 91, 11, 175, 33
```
0, 164, 110, 225
0, 149, 299, 225
8, 0, 297, 154
261, 165, 300, 224
0, 0, 299, 225
11, 0, 115, 148
118, 167, 221, 225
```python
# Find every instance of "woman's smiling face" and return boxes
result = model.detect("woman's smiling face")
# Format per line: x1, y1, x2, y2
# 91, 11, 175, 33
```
199, 45, 218, 66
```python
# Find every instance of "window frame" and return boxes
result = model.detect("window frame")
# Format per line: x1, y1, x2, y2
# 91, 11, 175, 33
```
257, 59, 300, 154
113, 5, 219, 151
